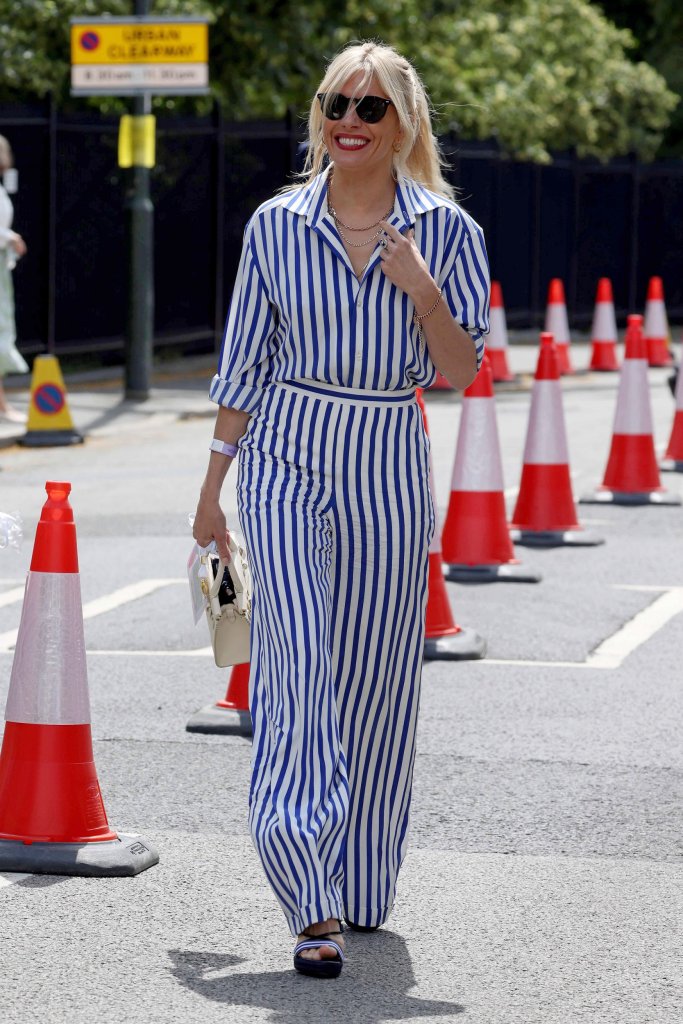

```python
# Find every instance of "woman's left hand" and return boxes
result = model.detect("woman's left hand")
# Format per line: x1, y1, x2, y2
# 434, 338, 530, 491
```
378, 221, 433, 303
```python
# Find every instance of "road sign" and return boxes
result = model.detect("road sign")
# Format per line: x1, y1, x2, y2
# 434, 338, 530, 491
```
70, 17, 209, 96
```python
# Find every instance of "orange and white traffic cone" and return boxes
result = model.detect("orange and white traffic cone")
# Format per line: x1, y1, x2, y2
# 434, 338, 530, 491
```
186, 662, 252, 736
441, 355, 540, 583
643, 277, 673, 367
661, 349, 683, 473
487, 281, 515, 382
544, 278, 574, 375
510, 334, 604, 546
581, 316, 680, 506
589, 278, 620, 372
417, 390, 486, 660
0, 482, 159, 875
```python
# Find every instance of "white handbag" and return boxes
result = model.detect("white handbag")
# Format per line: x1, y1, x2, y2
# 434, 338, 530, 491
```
201, 533, 252, 668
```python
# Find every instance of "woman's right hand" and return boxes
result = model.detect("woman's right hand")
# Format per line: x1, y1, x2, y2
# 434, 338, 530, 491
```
192, 495, 231, 562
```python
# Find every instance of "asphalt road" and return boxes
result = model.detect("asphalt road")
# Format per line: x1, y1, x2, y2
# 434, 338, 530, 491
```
0, 346, 682, 1024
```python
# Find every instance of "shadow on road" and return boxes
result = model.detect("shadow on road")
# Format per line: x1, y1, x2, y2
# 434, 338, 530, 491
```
168, 930, 465, 1021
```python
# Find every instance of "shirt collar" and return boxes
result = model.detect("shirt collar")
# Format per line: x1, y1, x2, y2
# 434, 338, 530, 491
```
281, 165, 446, 230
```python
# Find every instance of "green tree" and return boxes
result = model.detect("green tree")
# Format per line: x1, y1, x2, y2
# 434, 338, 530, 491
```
0, 0, 678, 162
596, 0, 683, 153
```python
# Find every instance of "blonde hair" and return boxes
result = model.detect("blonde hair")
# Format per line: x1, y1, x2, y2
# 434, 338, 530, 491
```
0, 136, 12, 174
299, 41, 454, 200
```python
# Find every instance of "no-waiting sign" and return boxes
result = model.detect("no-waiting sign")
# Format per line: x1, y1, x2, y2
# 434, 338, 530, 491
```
70, 17, 209, 96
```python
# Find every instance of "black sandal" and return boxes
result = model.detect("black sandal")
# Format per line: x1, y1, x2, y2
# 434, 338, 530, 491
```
293, 920, 346, 979
344, 916, 379, 933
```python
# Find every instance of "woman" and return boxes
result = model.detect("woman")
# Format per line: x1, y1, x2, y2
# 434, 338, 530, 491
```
193, 41, 489, 978
0, 135, 28, 424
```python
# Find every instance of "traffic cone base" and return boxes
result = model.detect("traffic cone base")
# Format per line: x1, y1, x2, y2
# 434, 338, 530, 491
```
423, 625, 487, 661
444, 561, 541, 583
442, 492, 541, 582
0, 833, 158, 877
580, 487, 681, 507
185, 703, 252, 736
186, 662, 252, 736
510, 526, 605, 548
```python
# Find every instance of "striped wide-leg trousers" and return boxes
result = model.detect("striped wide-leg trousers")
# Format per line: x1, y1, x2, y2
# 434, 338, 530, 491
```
236, 379, 434, 936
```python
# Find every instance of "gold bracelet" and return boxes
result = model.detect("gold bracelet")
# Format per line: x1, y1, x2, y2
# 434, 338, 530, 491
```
413, 287, 443, 348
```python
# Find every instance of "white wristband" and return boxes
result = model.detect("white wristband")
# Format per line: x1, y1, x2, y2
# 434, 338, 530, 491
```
210, 438, 238, 458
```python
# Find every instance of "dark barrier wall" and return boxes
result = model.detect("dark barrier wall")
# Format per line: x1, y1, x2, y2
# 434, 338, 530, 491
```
1, 100, 682, 358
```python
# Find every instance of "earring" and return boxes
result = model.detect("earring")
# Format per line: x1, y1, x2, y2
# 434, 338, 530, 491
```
392, 140, 402, 153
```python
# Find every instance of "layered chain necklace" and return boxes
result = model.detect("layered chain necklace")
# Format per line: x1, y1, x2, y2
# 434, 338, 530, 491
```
327, 175, 394, 248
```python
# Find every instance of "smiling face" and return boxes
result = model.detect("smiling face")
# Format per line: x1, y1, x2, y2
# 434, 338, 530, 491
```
322, 72, 401, 177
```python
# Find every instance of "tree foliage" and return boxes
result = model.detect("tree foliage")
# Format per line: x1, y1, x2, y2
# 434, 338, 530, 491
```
596, 0, 683, 153
0, 0, 678, 162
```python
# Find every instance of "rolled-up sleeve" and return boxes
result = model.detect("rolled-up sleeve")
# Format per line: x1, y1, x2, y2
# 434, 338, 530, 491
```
440, 218, 490, 372
209, 221, 278, 414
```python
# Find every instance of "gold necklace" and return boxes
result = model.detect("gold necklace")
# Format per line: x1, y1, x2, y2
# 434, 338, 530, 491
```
335, 225, 385, 248
327, 176, 394, 231
329, 203, 394, 232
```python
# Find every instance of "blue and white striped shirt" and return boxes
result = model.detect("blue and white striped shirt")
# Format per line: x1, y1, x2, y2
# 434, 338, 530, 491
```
211, 166, 490, 414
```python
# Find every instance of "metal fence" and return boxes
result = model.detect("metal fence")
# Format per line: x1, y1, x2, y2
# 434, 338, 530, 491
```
2, 98, 682, 360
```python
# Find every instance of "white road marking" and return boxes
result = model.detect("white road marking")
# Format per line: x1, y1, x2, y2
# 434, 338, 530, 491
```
79, 578, 185, 620
477, 659, 595, 669
86, 647, 215, 658
0, 586, 25, 609
585, 587, 683, 670
457, 586, 683, 671
1, 584, 680, 671
0, 873, 31, 889
0, 578, 185, 652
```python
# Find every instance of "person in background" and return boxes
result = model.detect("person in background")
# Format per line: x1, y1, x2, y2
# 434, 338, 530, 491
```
0, 134, 28, 424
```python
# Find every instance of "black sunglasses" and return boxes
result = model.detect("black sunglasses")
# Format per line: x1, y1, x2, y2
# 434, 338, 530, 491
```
317, 92, 393, 124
